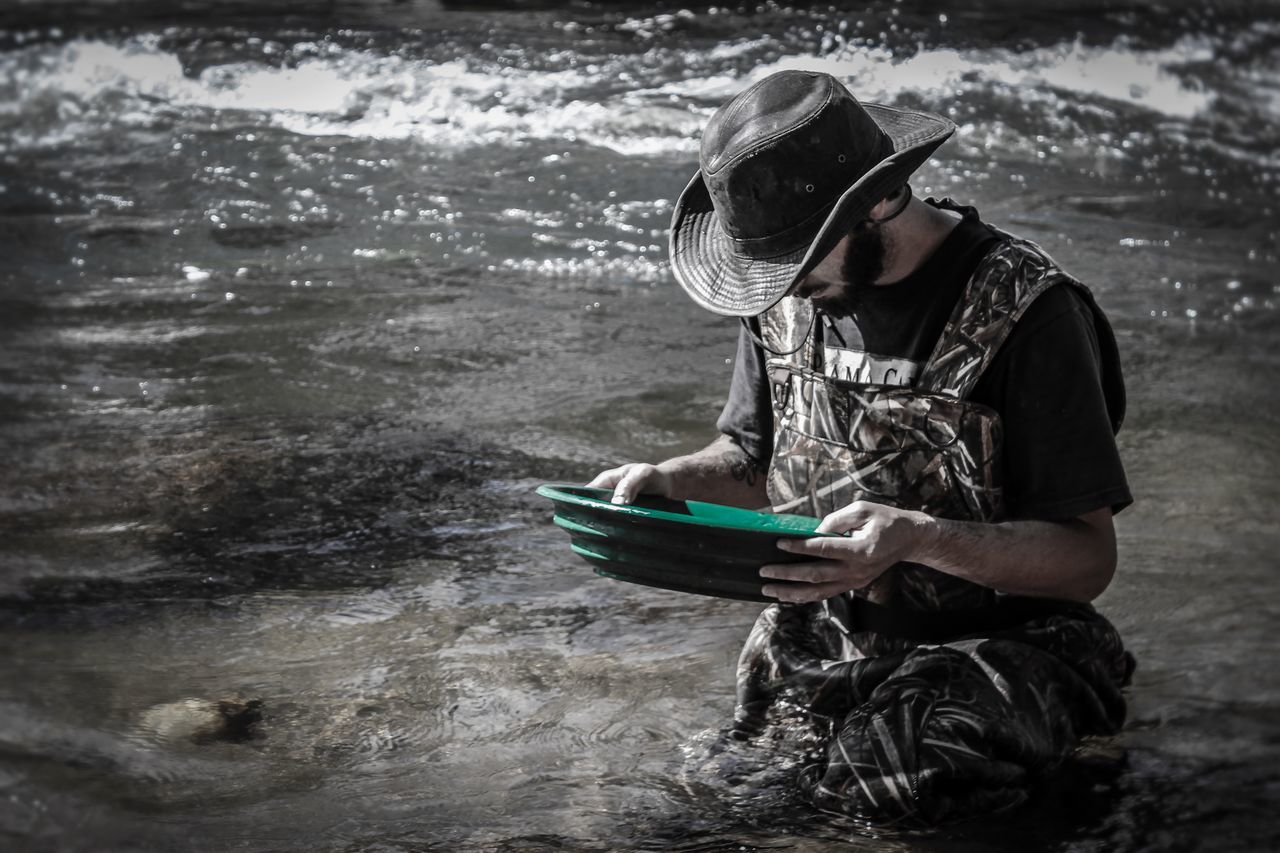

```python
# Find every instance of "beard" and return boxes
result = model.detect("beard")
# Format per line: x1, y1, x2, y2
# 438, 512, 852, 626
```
810, 220, 888, 319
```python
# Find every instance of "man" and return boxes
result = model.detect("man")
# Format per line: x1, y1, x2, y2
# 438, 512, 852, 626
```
588, 70, 1134, 825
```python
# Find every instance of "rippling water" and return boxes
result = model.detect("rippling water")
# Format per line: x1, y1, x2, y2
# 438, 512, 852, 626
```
1, 1, 1278, 850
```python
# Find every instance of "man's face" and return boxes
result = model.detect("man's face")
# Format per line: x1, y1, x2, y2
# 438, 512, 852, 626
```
791, 220, 888, 318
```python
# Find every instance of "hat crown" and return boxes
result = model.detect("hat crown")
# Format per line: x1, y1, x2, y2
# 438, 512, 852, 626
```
699, 70, 893, 252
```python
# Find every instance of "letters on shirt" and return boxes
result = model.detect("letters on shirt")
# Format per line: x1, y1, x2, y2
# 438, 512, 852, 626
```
823, 346, 921, 386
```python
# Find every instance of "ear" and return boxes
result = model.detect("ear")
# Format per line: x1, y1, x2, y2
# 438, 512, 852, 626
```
867, 185, 903, 220
867, 184, 913, 225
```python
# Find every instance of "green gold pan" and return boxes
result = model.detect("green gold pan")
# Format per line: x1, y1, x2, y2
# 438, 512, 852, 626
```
569, 538, 773, 603
537, 483, 832, 600
537, 484, 823, 536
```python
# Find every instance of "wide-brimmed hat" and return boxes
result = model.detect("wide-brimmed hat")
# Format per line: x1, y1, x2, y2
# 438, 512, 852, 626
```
669, 70, 956, 317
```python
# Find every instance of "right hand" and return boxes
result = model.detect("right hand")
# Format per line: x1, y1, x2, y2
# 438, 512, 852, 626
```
586, 462, 673, 505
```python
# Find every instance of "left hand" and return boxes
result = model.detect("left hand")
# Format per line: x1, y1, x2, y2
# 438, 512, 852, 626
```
759, 500, 932, 603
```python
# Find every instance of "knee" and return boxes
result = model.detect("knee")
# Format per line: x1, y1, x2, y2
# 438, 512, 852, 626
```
802, 684, 1028, 825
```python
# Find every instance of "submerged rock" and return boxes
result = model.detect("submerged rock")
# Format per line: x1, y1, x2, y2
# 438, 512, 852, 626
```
137, 698, 262, 745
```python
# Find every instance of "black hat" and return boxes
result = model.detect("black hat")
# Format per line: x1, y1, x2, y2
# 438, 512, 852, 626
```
669, 70, 955, 316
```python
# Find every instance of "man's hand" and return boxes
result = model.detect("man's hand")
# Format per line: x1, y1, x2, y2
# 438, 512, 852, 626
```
759, 501, 930, 603
587, 463, 673, 505
584, 435, 770, 509
760, 500, 1118, 604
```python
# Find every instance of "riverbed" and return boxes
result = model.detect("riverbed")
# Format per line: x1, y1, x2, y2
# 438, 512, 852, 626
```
1, 1, 1277, 850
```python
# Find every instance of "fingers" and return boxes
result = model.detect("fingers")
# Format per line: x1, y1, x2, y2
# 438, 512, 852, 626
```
758, 560, 847, 584
585, 463, 666, 505
611, 465, 648, 504
586, 466, 628, 490
761, 579, 850, 604
776, 535, 863, 561
762, 537, 881, 601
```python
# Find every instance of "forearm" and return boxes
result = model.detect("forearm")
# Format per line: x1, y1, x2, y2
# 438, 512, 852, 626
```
912, 507, 1117, 603
658, 433, 770, 508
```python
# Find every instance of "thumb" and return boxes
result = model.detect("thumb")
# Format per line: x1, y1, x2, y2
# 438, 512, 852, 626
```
816, 502, 874, 535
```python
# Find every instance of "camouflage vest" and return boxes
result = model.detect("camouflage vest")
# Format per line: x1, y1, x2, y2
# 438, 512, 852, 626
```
759, 230, 1116, 614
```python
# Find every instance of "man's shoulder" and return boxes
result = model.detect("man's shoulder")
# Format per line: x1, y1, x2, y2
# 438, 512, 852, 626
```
1003, 283, 1098, 350
958, 222, 1091, 329
979, 227, 1075, 279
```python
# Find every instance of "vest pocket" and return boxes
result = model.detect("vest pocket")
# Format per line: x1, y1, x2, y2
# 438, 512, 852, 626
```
767, 380, 1004, 522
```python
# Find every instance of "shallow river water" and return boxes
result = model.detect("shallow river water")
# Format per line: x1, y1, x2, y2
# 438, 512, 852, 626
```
1, 1, 1278, 850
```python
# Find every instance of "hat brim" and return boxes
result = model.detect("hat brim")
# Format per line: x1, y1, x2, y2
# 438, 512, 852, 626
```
670, 103, 956, 317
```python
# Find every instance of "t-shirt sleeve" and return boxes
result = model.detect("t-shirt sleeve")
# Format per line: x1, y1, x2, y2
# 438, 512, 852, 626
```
715, 319, 774, 465
973, 285, 1133, 521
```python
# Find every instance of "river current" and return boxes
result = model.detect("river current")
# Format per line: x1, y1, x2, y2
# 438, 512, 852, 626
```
1, 1, 1277, 850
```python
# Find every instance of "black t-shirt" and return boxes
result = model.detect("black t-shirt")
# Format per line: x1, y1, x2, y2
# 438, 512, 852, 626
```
716, 200, 1132, 522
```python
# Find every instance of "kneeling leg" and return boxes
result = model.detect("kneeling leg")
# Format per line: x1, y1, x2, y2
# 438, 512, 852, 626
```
800, 641, 1092, 825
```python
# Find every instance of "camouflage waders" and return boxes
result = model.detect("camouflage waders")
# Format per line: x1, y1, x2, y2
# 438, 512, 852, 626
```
735, 229, 1134, 825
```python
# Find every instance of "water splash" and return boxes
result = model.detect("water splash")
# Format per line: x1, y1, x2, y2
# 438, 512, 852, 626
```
0, 31, 1235, 156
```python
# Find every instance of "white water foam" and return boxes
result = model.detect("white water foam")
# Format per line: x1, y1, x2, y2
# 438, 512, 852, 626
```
0, 34, 704, 154
0, 31, 1226, 155
650, 36, 1215, 120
